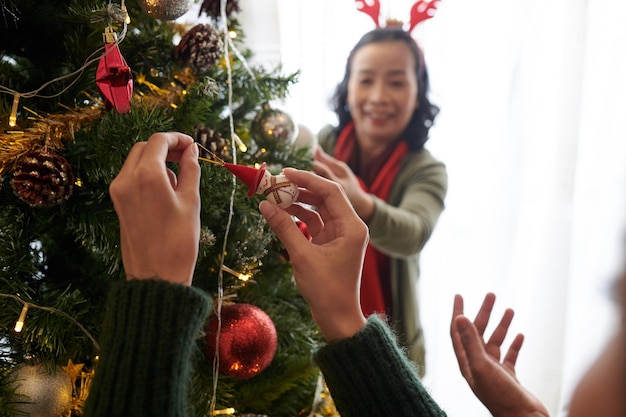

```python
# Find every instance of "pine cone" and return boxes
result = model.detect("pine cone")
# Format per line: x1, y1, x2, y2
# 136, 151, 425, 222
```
195, 126, 232, 161
199, 0, 240, 19
175, 23, 223, 74
11, 148, 75, 207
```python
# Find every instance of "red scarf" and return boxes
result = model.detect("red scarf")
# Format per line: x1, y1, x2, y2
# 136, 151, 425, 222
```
334, 122, 408, 316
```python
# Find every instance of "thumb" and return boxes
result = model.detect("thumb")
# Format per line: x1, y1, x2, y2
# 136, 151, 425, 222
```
456, 315, 488, 363
260, 200, 308, 252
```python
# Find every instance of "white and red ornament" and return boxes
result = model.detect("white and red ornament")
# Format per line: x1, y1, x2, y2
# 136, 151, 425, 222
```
225, 162, 299, 208
203, 303, 278, 380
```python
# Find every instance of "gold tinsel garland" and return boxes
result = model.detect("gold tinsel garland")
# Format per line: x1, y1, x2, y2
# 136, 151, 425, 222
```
0, 105, 103, 174
0, 68, 197, 176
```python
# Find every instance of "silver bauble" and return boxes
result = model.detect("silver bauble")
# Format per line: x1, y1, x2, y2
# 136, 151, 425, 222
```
136, 0, 193, 20
251, 103, 298, 148
10, 364, 73, 417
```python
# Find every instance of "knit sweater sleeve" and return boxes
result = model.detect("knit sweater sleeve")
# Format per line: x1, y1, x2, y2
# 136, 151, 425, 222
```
83, 279, 211, 417
314, 315, 447, 417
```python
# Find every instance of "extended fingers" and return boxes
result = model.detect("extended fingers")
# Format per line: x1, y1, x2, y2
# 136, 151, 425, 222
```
474, 292, 496, 336
452, 294, 465, 322
502, 333, 524, 371
452, 315, 486, 382
487, 308, 515, 347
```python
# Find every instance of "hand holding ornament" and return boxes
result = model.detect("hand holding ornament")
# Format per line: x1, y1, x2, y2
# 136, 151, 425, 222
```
259, 168, 368, 342
109, 132, 201, 286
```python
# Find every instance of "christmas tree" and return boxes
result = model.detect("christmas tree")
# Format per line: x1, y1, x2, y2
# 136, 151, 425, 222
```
0, 1, 326, 416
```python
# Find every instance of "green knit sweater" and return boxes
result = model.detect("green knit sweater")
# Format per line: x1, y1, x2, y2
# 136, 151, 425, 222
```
83, 279, 211, 417
316, 315, 447, 417
83, 280, 446, 417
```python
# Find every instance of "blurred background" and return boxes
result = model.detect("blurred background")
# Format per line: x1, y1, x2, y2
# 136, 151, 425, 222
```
177, 0, 626, 415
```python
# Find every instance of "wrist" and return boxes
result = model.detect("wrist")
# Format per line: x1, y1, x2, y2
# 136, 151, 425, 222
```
125, 271, 193, 286
313, 310, 367, 342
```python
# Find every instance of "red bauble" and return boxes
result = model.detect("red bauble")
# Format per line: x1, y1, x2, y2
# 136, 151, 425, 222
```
204, 303, 278, 380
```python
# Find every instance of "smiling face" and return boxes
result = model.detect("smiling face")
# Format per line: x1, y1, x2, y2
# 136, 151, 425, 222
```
346, 40, 419, 148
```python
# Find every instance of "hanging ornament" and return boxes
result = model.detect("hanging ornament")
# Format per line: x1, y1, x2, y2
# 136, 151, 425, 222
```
175, 24, 224, 74
9, 364, 74, 417
199, 0, 241, 19
11, 148, 75, 207
251, 103, 298, 148
95, 27, 133, 114
224, 162, 299, 208
137, 0, 193, 20
196, 143, 299, 208
204, 303, 278, 380
255, 169, 300, 209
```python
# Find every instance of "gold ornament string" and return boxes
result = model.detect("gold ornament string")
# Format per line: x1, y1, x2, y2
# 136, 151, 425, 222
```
196, 142, 226, 167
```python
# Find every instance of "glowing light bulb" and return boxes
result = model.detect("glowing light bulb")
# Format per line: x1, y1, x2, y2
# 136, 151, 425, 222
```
14, 303, 29, 332
9, 94, 19, 127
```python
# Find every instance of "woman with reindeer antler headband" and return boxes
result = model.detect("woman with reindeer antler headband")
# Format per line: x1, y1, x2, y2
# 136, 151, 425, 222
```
313, 0, 446, 375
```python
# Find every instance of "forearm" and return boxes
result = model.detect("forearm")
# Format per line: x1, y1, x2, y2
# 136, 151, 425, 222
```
83, 279, 211, 417
367, 195, 438, 256
315, 315, 447, 417
368, 154, 446, 256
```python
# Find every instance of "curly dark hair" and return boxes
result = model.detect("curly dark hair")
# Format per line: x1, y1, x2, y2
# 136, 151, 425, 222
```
330, 27, 439, 151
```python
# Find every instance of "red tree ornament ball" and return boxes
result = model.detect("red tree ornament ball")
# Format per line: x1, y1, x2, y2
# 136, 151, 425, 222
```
204, 303, 278, 380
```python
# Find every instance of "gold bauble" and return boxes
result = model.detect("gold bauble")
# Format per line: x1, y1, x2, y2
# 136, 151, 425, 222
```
251, 103, 298, 148
10, 364, 73, 417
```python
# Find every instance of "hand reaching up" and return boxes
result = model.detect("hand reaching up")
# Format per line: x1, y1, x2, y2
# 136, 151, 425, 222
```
450, 293, 550, 417
109, 132, 201, 286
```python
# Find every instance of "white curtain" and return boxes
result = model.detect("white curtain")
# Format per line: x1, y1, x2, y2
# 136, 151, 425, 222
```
193, 0, 626, 415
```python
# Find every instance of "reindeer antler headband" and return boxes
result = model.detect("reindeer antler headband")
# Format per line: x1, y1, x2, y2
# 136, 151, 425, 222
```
355, 0, 441, 33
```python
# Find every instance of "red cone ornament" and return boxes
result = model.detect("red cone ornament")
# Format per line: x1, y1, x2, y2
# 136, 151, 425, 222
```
224, 162, 267, 196
96, 29, 133, 114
